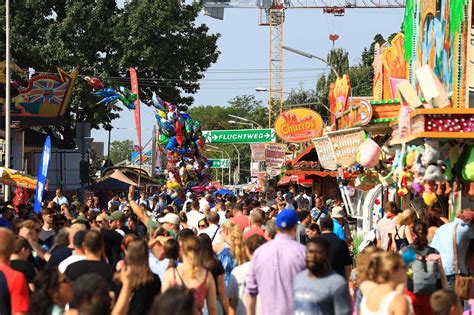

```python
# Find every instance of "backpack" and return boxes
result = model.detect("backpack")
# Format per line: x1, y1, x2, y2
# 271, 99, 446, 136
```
407, 245, 440, 294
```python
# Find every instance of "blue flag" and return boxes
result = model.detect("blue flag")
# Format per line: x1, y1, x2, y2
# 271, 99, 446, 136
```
34, 136, 51, 213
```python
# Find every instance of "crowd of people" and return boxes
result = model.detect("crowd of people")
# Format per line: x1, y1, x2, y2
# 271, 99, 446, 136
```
0, 185, 472, 315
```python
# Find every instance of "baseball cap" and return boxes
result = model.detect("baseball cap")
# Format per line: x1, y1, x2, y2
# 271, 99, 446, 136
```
158, 213, 180, 225
261, 206, 270, 213
186, 192, 193, 197
159, 193, 167, 198
284, 192, 294, 200
105, 210, 126, 222
331, 206, 345, 219
325, 199, 335, 207
276, 209, 299, 229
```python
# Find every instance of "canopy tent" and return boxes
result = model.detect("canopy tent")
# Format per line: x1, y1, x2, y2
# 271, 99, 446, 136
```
88, 169, 137, 191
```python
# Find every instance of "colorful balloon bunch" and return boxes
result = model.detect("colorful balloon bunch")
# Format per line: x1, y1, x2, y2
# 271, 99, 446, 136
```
152, 93, 212, 195
85, 76, 137, 110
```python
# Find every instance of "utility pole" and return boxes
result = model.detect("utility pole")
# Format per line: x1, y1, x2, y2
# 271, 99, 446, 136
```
4, 0, 11, 200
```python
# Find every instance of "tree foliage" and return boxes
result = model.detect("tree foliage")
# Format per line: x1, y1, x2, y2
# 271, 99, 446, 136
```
109, 139, 134, 164
0, 0, 219, 143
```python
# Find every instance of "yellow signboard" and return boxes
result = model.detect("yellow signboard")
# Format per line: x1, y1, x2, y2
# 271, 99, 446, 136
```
274, 108, 324, 143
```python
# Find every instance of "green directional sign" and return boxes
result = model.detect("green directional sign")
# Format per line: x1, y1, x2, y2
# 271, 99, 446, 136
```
202, 129, 275, 144
209, 159, 230, 168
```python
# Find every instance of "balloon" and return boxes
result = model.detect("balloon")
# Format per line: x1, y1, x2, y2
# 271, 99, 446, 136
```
94, 87, 116, 98
175, 121, 184, 146
165, 136, 178, 151
97, 94, 120, 105
159, 133, 170, 145
84, 76, 104, 90
152, 92, 166, 111
156, 110, 167, 119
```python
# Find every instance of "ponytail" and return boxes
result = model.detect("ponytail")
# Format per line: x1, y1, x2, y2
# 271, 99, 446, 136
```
181, 236, 202, 279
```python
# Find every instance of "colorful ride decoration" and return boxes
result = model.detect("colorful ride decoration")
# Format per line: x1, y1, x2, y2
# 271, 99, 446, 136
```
403, 0, 469, 107
274, 108, 324, 143
0, 67, 77, 118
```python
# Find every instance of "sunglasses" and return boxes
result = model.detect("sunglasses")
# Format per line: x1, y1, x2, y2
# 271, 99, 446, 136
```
96, 220, 104, 224
198, 225, 207, 228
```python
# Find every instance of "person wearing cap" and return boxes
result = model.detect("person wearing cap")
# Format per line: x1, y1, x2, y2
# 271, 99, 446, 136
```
283, 192, 296, 211
0, 204, 15, 229
39, 207, 56, 251
105, 210, 127, 237
154, 193, 168, 214
246, 208, 306, 315
330, 206, 347, 241
431, 209, 474, 290
158, 213, 180, 237
182, 191, 194, 212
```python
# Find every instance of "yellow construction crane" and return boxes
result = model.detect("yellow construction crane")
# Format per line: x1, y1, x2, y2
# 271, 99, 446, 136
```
202, 0, 406, 127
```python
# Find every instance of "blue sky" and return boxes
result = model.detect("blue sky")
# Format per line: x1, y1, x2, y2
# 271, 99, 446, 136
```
92, 5, 404, 151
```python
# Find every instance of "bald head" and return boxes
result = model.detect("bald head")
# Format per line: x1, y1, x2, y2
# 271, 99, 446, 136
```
207, 212, 220, 225
0, 227, 14, 262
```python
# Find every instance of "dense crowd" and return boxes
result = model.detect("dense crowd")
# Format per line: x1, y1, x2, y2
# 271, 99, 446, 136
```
0, 185, 472, 315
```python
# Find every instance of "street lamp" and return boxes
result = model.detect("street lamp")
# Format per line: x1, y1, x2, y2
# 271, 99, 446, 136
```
282, 45, 340, 78
255, 87, 291, 94
228, 120, 253, 128
229, 144, 241, 185
227, 114, 263, 129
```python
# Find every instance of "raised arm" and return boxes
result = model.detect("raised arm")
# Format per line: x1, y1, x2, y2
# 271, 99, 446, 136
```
128, 185, 150, 226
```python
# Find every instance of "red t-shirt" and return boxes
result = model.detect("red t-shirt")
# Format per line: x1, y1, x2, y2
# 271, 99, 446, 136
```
0, 263, 29, 314
231, 214, 250, 232
243, 226, 266, 240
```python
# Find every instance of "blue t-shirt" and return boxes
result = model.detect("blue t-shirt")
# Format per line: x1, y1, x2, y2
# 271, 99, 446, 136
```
431, 219, 474, 276
332, 219, 345, 241
0, 218, 12, 229
293, 269, 352, 315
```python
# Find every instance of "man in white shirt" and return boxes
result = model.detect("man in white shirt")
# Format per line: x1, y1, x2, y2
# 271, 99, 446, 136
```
198, 212, 223, 245
53, 189, 69, 206
199, 193, 210, 210
58, 230, 86, 273
136, 191, 150, 208
187, 200, 204, 230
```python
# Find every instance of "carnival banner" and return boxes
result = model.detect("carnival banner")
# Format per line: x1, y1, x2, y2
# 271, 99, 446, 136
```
312, 136, 337, 171
265, 143, 286, 177
129, 68, 142, 161
0, 167, 39, 190
250, 143, 266, 161
34, 136, 51, 213
326, 128, 365, 168
274, 108, 324, 143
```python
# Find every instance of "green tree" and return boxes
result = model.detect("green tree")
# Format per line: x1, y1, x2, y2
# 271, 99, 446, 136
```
109, 140, 133, 164
1, 0, 219, 143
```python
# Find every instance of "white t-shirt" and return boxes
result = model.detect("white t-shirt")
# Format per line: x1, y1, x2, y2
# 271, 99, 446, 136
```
376, 216, 396, 251
58, 254, 85, 273
186, 210, 205, 230
198, 224, 223, 245
199, 198, 209, 210
227, 262, 262, 315
53, 196, 69, 206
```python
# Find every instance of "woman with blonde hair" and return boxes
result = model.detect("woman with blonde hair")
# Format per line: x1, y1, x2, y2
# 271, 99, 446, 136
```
391, 209, 415, 251
213, 220, 247, 287
162, 235, 218, 315
114, 239, 161, 315
360, 252, 414, 315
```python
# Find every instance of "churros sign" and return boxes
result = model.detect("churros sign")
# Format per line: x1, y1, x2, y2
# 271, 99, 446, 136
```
274, 108, 324, 143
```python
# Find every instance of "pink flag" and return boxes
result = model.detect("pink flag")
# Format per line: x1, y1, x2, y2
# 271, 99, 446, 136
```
129, 68, 142, 162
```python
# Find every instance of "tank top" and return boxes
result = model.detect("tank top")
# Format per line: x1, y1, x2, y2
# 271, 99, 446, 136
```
173, 268, 209, 313
360, 291, 399, 315
360, 291, 414, 315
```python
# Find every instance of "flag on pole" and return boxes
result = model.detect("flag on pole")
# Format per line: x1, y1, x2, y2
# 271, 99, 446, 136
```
33, 136, 51, 213
129, 68, 142, 162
